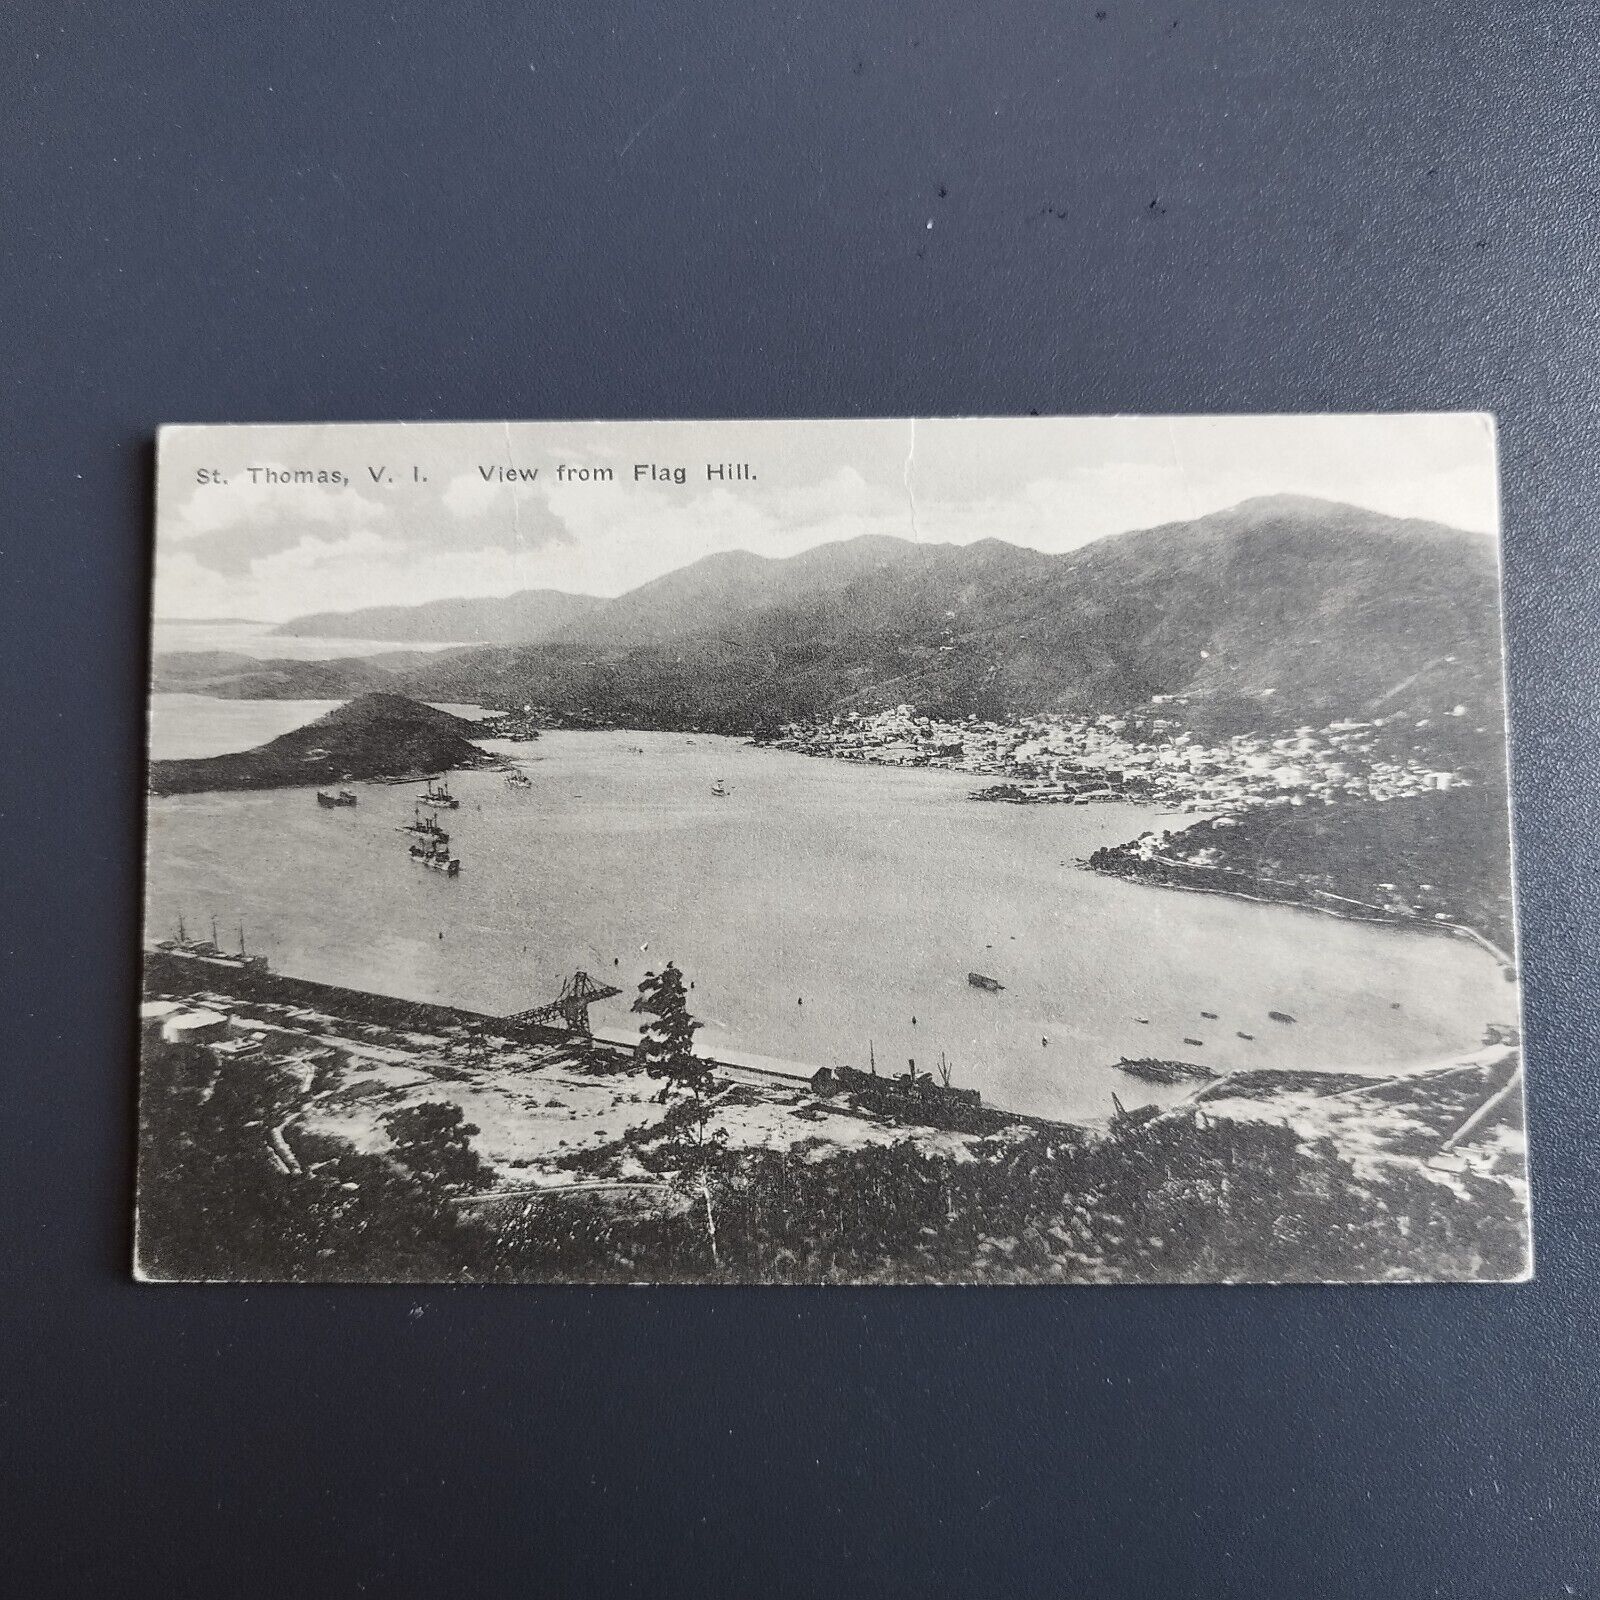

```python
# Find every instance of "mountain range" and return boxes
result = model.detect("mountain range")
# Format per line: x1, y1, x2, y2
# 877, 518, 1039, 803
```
154, 496, 1507, 739
152, 649, 435, 699
272, 588, 599, 644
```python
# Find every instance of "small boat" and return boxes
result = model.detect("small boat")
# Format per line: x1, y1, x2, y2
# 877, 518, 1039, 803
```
423, 776, 459, 809
1268, 1010, 1297, 1025
505, 771, 532, 790
967, 972, 1005, 993
316, 789, 357, 808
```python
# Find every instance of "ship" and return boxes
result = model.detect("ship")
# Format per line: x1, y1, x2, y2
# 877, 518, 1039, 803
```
410, 838, 461, 876
316, 789, 358, 807
423, 775, 459, 809
153, 913, 270, 975
967, 972, 1005, 992
505, 771, 532, 790
398, 806, 450, 843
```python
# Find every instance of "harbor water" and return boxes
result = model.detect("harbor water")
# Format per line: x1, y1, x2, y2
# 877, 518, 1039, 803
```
143, 720, 1513, 1124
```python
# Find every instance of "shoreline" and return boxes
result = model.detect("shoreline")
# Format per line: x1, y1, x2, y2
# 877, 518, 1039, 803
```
142, 926, 1508, 1143
141, 944, 1057, 1128
1086, 856, 1516, 975
140, 954, 1053, 1199
757, 733, 1516, 975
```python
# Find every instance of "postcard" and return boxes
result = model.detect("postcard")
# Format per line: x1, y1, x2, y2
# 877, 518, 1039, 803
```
136, 416, 1528, 1283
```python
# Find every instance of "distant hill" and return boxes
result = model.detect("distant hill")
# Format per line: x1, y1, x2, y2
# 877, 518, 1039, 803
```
157, 615, 266, 625
157, 499, 1507, 745
272, 588, 600, 644
151, 651, 422, 700
395, 498, 1506, 739
551, 534, 924, 652
148, 693, 489, 795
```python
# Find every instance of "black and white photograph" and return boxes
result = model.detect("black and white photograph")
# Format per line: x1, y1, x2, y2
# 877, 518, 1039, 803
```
136, 415, 1528, 1284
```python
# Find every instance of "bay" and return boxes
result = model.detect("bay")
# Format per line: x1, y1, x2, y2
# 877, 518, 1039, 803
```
148, 695, 349, 759
143, 729, 1513, 1124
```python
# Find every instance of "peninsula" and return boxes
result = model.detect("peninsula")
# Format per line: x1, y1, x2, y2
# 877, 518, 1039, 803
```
147, 693, 492, 796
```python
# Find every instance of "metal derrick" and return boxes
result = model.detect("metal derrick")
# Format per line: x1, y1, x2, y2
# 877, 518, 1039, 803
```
504, 970, 623, 1036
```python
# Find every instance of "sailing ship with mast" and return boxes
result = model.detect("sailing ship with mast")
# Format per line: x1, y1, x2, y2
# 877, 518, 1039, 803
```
154, 912, 269, 974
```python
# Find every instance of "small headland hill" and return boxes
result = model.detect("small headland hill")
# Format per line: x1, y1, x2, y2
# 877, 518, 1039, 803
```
147, 692, 491, 796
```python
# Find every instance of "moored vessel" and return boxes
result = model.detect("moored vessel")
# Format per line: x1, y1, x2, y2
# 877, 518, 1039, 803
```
423, 775, 459, 809
410, 838, 461, 876
398, 806, 450, 843
154, 913, 270, 975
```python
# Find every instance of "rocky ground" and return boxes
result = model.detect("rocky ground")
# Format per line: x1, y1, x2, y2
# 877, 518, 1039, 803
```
145, 986, 1011, 1201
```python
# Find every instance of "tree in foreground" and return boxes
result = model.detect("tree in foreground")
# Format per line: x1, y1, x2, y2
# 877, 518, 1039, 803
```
381, 1100, 493, 1194
632, 962, 727, 1266
659, 1093, 733, 1270
632, 962, 710, 1101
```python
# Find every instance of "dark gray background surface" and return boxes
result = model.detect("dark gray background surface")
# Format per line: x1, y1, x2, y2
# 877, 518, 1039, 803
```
3, 3, 1596, 1594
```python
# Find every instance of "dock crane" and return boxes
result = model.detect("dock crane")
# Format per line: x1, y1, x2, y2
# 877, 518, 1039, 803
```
503, 971, 623, 1037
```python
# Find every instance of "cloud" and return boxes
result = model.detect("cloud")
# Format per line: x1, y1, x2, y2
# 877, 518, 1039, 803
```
440, 471, 504, 520
168, 461, 575, 581
155, 528, 571, 622
167, 471, 390, 576
153, 419, 1499, 621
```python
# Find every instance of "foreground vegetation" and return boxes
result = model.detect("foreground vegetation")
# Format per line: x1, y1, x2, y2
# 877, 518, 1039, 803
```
136, 1035, 1527, 1286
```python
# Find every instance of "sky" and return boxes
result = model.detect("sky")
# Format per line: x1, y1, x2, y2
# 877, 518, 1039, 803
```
153, 415, 1500, 621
